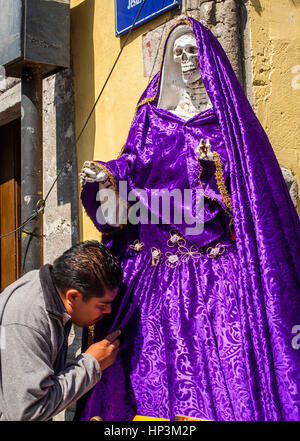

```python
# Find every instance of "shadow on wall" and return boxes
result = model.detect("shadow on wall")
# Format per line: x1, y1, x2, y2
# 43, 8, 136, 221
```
251, 0, 263, 15
290, 0, 300, 8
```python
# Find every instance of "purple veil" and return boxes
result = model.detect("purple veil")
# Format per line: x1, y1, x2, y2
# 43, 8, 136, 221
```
78, 17, 300, 420
190, 17, 300, 418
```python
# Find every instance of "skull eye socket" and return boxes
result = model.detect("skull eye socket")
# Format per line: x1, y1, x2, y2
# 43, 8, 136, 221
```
174, 48, 183, 56
186, 46, 198, 54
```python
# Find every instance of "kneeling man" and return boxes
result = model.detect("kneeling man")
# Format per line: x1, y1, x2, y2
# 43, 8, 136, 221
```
0, 241, 122, 421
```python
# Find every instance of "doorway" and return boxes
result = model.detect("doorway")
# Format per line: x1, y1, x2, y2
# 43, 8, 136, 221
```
0, 118, 21, 291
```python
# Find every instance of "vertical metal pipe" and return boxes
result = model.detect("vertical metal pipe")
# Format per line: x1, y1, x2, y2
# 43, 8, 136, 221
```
21, 68, 43, 273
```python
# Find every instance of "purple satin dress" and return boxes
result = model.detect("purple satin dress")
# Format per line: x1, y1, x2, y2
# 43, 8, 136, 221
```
76, 18, 300, 421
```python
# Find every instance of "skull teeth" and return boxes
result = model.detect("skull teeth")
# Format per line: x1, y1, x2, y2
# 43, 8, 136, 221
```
182, 65, 197, 73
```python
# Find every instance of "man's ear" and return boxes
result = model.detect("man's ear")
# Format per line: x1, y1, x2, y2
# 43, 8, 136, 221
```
64, 289, 82, 305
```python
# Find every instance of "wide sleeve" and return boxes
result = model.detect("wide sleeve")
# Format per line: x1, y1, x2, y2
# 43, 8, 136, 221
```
80, 104, 150, 234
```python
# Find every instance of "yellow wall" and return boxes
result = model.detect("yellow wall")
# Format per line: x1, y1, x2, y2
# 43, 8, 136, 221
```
70, 0, 171, 240
248, 0, 300, 215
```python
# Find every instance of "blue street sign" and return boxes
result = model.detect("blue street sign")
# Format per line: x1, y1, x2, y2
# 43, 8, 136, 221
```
115, 0, 181, 36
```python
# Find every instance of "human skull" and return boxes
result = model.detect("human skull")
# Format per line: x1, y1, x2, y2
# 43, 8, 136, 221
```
173, 33, 201, 84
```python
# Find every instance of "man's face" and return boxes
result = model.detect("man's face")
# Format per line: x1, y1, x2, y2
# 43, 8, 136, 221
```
68, 288, 119, 327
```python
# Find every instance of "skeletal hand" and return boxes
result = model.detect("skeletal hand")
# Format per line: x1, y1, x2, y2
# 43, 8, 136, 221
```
79, 161, 109, 186
197, 139, 214, 161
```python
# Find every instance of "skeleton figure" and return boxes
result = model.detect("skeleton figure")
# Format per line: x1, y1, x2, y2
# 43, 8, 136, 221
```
79, 30, 213, 189
78, 28, 213, 229
171, 33, 210, 119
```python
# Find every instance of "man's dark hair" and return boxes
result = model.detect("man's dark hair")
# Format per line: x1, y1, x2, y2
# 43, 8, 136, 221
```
52, 241, 123, 301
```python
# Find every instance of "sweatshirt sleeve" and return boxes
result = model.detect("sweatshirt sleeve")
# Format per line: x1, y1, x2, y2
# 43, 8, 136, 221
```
0, 323, 101, 421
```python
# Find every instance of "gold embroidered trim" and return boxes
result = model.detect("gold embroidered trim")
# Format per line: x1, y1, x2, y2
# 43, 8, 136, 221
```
128, 229, 230, 268
151, 247, 161, 266
165, 252, 180, 268
80, 169, 121, 237
207, 242, 225, 259
179, 244, 203, 263
117, 144, 126, 158
167, 229, 186, 248
87, 325, 95, 348
167, 229, 203, 265
79, 161, 118, 193
212, 151, 233, 213
82, 18, 235, 245
130, 240, 144, 252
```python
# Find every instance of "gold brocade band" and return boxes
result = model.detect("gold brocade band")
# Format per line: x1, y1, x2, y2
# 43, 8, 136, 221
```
212, 151, 233, 213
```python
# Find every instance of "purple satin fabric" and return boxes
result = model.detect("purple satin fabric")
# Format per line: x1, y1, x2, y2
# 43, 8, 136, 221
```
77, 18, 300, 421
81, 105, 233, 252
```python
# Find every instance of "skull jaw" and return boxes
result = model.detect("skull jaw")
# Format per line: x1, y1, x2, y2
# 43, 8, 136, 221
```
182, 67, 202, 85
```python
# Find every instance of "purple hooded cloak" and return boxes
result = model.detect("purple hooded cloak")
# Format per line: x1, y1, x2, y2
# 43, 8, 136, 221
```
76, 18, 300, 421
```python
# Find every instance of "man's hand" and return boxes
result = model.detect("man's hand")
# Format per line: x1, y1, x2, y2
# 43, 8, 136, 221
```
85, 330, 121, 371
79, 161, 110, 186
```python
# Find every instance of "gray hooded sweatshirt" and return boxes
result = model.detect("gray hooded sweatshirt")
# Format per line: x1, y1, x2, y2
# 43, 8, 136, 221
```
0, 265, 101, 421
